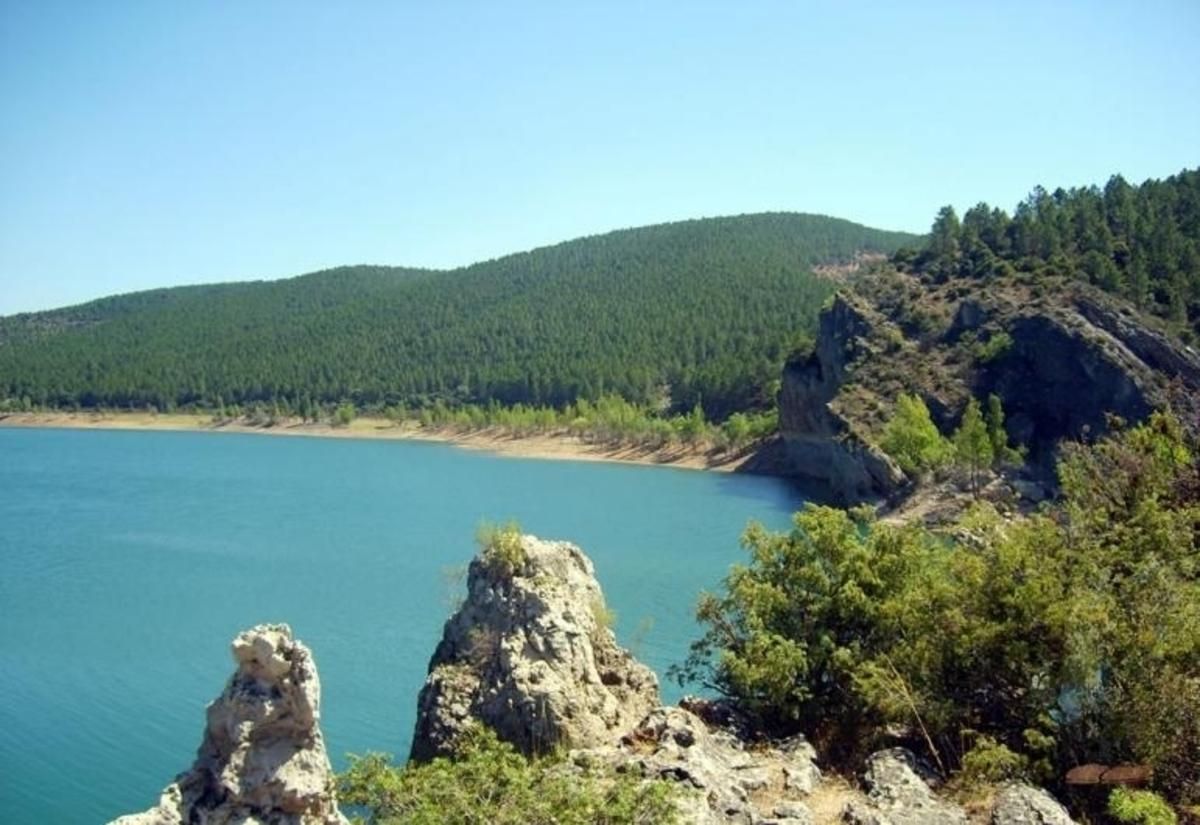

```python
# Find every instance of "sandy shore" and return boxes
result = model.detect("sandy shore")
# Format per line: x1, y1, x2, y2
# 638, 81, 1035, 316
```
0, 411, 754, 472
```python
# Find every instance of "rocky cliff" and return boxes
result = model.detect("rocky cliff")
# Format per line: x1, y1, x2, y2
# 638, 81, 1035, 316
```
109, 624, 347, 825
409, 534, 660, 760
775, 267, 1200, 504
775, 293, 906, 504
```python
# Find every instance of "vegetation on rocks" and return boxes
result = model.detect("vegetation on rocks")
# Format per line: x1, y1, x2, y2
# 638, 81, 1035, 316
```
339, 724, 679, 825
680, 413, 1200, 810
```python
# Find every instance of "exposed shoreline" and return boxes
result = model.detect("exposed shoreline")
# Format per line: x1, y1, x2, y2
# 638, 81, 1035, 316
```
0, 411, 756, 472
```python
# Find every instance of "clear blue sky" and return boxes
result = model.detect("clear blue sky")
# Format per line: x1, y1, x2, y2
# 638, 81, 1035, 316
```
1, 1, 1197, 315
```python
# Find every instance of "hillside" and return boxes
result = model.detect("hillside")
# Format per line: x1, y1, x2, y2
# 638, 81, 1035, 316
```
0, 213, 915, 419
766, 167, 1200, 505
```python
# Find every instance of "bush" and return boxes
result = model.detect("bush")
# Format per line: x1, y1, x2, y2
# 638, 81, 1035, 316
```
339, 724, 680, 825
880, 393, 952, 476
476, 520, 526, 578
973, 331, 1013, 363
334, 402, 356, 427
1108, 788, 1177, 825
679, 414, 1199, 803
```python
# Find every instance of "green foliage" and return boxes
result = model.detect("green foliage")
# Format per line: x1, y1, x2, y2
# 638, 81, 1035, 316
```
973, 331, 1013, 363
984, 393, 1023, 465
958, 736, 1028, 784
338, 724, 680, 825
394, 393, 774, 454
0, 214, 916, 418
333, 402, 356, 427
476, 520, 526, 578
880, 393, 953, 476
681, 414, 1200, 806
590, 595, 617, 632
1107, 788, 1178, 825
908, 168, 1200, 337
953, 397, 994, 492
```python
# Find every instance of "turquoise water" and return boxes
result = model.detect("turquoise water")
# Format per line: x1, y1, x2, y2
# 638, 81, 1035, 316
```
0, 427, 801, 823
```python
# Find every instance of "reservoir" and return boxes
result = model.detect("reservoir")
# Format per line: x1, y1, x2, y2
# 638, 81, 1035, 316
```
0, 427, 800, 823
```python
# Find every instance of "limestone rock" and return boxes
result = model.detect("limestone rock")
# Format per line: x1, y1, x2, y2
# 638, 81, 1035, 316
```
409, 534, 660, 760
842, 748, 967, 825
776, 293, 906, 504
579, 706, 821, 825
772, 276, 1200, 505
109, 624, 347, 825
990, 783, 1077, 825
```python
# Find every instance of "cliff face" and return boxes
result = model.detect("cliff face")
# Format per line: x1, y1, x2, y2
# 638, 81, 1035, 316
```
409, 534, 660, 761
109, 624, 347, 825
775, 268, 1200, 503
776, 294, 905, 504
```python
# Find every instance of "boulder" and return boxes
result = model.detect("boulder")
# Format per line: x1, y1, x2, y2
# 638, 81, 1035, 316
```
579, 706, 820, 825
990, 783, 1077, 825
109, 624, 347, 825
842, 748, 967, 825
409, 534, 660, 760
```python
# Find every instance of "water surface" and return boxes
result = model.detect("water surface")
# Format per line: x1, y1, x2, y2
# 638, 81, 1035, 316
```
0, 427, 800, 822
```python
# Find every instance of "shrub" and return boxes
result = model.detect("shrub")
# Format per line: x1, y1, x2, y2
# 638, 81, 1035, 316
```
974, 330, 1013, 363
959, 736, 1028, 784
476, 520, 526, 577
881, 393, 953, 476
339, 724, 680, 825
680, 414, 1199, 804
333, 402, 356, 427
1108, 788, 1177, 825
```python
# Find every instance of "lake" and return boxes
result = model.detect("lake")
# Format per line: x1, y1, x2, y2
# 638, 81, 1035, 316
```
0, 427, 802, 823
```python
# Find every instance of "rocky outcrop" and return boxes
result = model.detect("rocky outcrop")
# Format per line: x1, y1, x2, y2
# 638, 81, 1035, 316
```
578, 705, 821, 825
841, 748, 968, 825
990, 783, 1078, 825
110, 624, 347, 825
776, 294, 905, 504
409, 534, 660, 760
773, 274, 1200, 503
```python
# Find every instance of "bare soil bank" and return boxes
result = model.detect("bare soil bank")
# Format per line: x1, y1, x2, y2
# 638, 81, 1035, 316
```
0, 411, 755, 472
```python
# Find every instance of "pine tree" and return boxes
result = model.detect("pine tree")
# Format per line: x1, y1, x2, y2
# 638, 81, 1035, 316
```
954, 397, 994, 494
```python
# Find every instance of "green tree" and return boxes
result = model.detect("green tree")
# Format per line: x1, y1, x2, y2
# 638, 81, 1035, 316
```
954, 397, 993, 492
984, 393, 1022, 466
880, 393, 952, 476
333, 401, 356, 427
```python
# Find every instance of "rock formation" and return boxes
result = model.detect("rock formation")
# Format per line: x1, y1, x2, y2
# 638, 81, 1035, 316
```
776, 293, 906, 504
579, 704, 822, 825
774, 273, 1200, 504
841, 748, 968, 825
109, 624, 347, 825
409, 534, 660, 760
989, 783, 1078, 825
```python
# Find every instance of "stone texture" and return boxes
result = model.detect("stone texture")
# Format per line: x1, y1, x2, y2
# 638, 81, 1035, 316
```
409, 534, 660, 760
990, 783, 1077, 825
776, 293, 906, 504
579, 706, 821, 825
841, 748, 967, 825
772, 277, 1200, 505
109, 624, 347, 825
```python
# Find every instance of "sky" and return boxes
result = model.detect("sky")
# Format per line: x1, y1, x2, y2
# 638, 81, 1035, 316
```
1, 2, 1198, 315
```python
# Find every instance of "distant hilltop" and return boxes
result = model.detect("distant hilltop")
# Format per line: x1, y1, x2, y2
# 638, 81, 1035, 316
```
0, 212, 916, 419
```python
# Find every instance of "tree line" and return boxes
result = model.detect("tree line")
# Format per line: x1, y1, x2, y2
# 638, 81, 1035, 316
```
903, 167, 1200, 340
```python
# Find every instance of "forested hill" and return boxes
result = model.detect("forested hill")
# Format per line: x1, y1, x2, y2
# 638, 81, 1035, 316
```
0, 213, 917, 418
905, 166, 1200, 339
